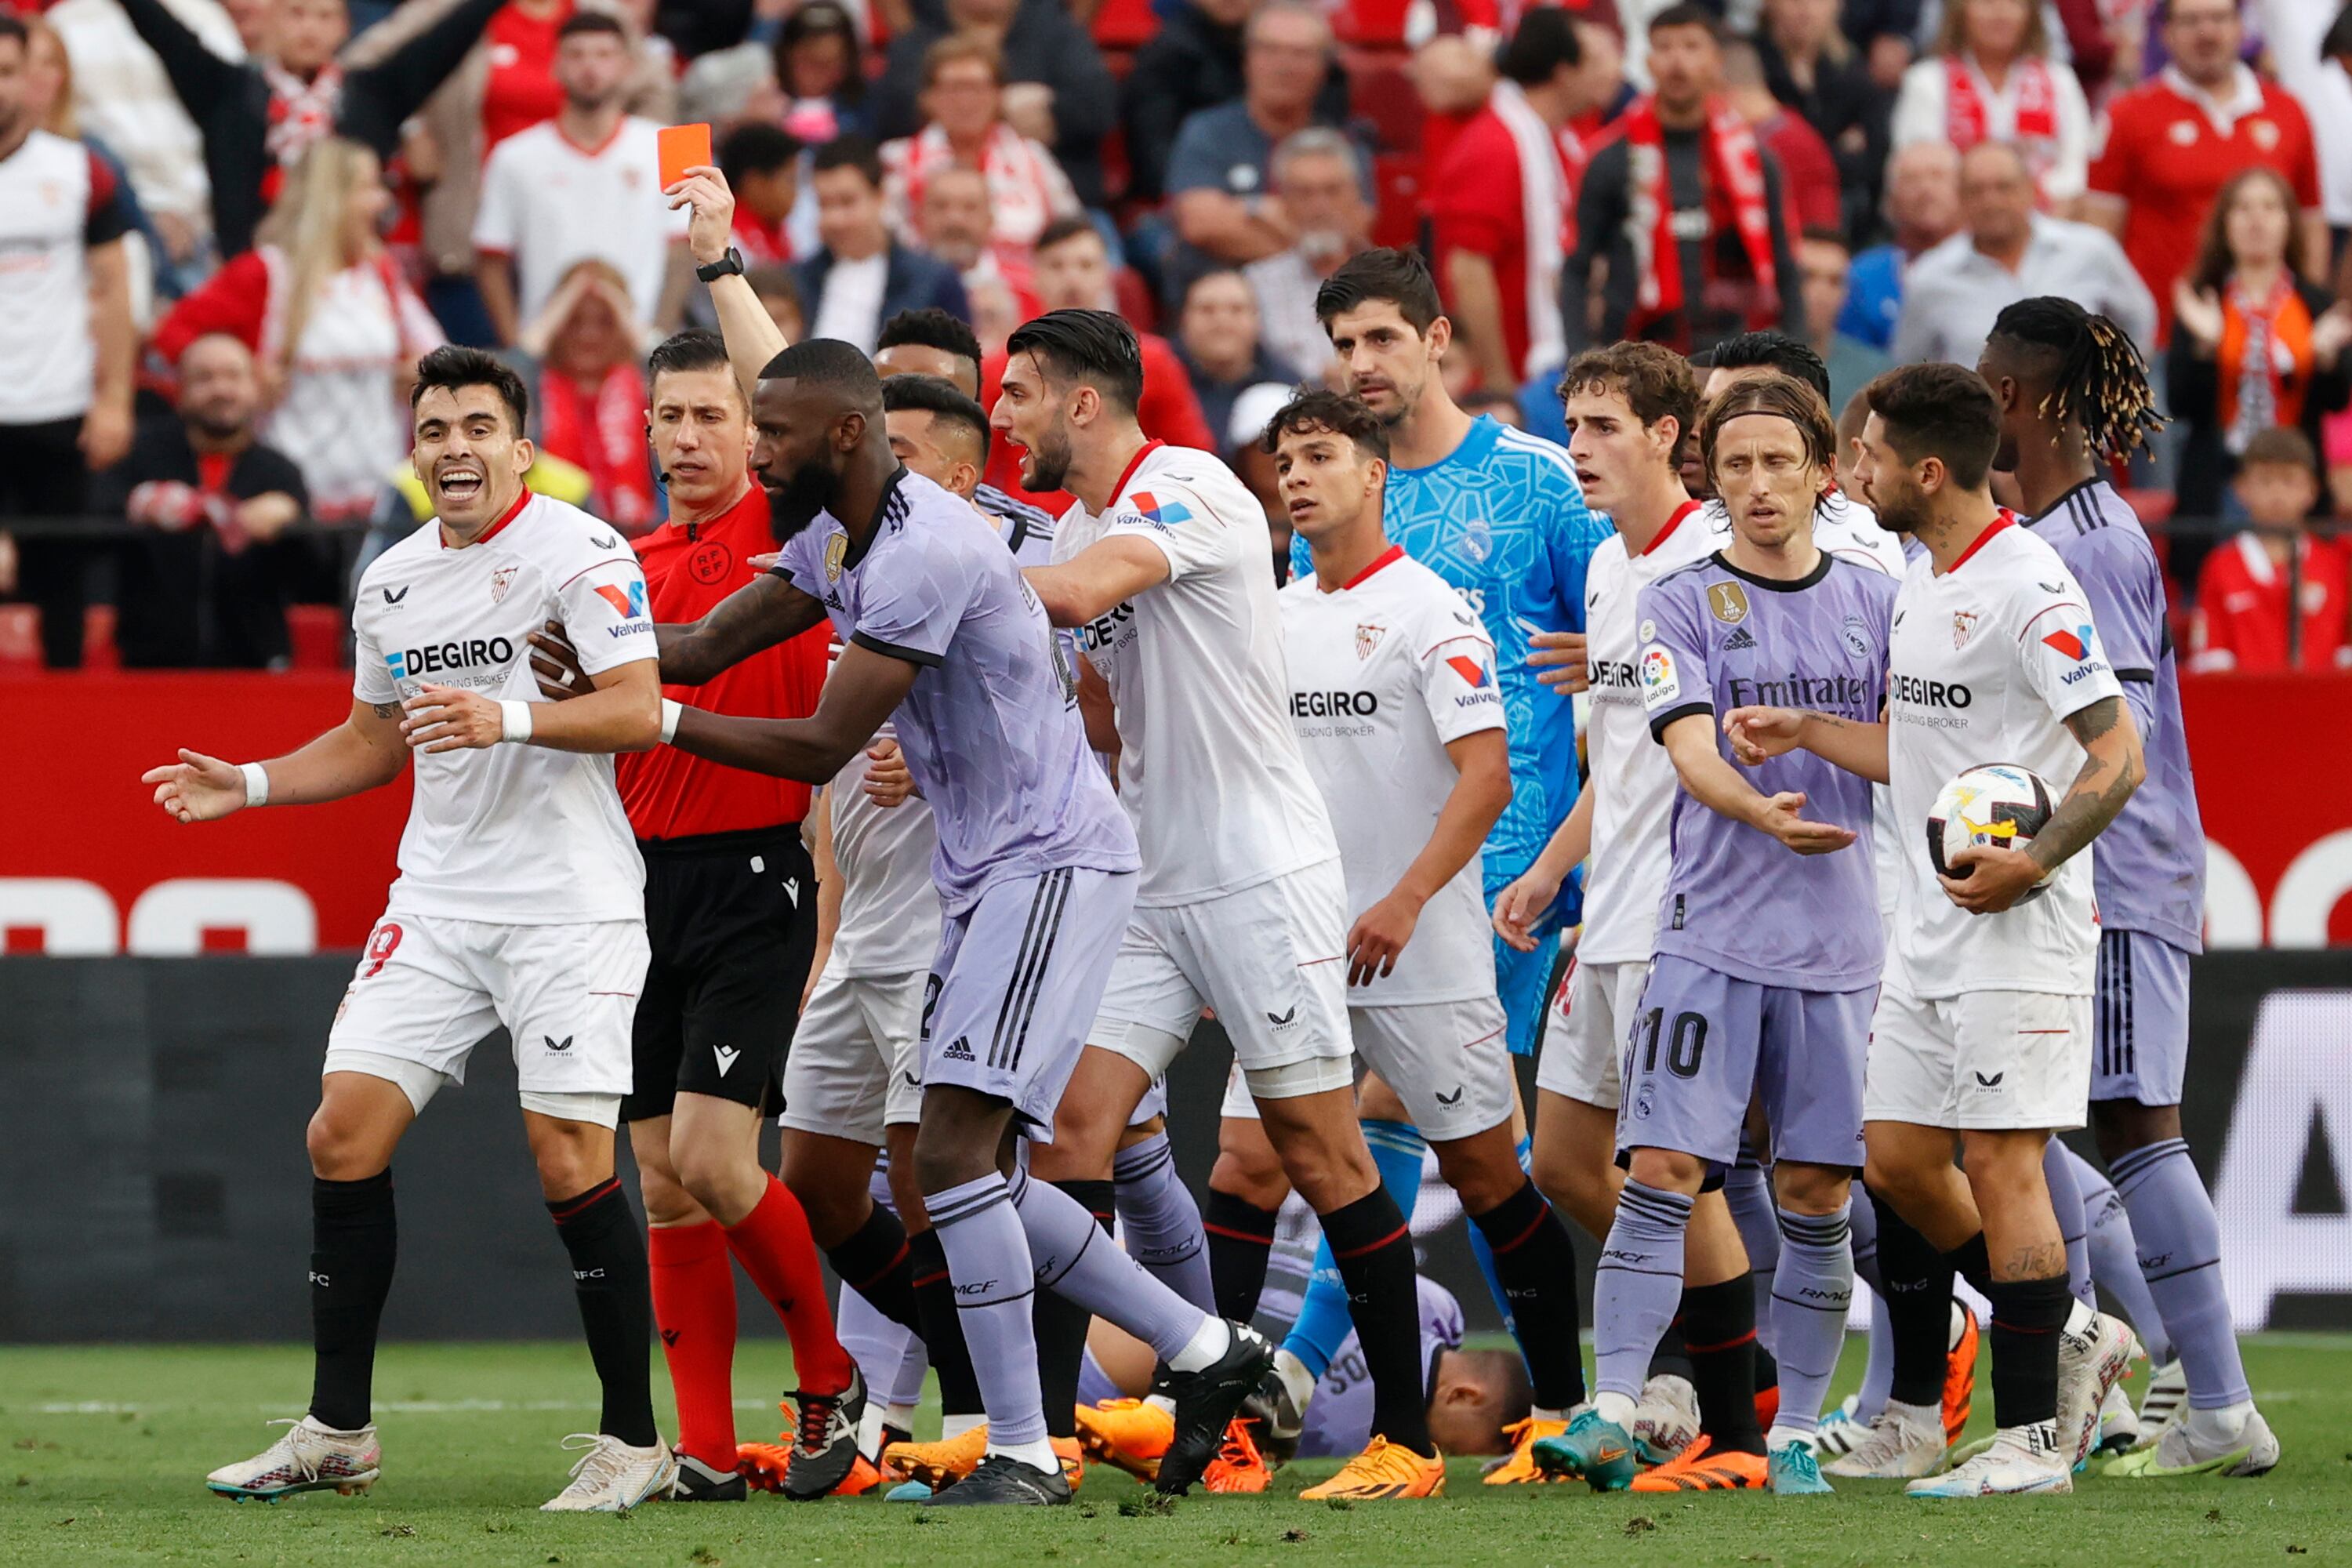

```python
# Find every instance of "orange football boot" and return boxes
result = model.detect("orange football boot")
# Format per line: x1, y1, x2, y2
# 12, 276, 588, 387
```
1203, 1420, 1272, 1494
1944, 1304, 1980, 1446
883, 1425, 988, 1491
1298, 1437, 1447, 1500
1628, 1436, 1768, 1492
1074, 1398, 1174, 1481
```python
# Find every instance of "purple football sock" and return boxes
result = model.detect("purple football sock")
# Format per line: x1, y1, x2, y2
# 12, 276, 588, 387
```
2042, 1142, 2096, 1308
1114, 1131, 1217, 1314
924, 1173, 1048, 1448
1011, 1167, 1208, 1363
1770, 1203, 1853, 1433
1594, 1180, 1693, 1403
2077, 1152, 2172, 1365
2111, 1138, 2249, 1409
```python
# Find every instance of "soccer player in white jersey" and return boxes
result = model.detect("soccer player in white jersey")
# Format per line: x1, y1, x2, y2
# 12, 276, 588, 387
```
1190, 389, 1588, 1495
1001, 310, 1443, 1501
1981, 297, 2278, 1477
1726, 363, 2144, 1497
151, 348, 675, 1512
1492, 344, 1740, 1483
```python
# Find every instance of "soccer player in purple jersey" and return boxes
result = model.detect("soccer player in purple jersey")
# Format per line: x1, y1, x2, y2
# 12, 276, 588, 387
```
1542, 374, 1896, 1497
1982, 297, 2278, 1477
540, 338, 1271, 1506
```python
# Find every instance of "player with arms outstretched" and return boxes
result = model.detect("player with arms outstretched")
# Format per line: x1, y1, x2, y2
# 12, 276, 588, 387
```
1982, 296, 2278, 1477
1727, 364, 2143, 1497
158, 348, 674, 1512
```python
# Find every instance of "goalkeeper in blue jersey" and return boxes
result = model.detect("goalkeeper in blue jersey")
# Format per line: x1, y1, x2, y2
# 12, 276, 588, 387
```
1290, 248, 1612, 1058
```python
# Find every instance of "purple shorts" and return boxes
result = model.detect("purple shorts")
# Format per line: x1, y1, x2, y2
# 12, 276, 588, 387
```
1615, 954, 1871, 1174
2090, 929, 2190, 1107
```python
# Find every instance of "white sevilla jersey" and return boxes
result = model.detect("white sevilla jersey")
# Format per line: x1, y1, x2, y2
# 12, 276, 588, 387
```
1056, 441, 1338, 907
823, 500, 1061, 978
353, 490, 656, 924
1281, 547, 1504, 1005
1885, 515, 2122, 1000
1578, 500, 1715, 964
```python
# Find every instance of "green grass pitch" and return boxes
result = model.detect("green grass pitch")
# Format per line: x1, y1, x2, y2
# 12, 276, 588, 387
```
5, 1336, 2350, 1566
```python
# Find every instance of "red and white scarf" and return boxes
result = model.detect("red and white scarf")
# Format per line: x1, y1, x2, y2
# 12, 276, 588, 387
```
260, 61, 343, 205
539, 362, 658, 535
1489, 80, 1570, 377
1944, 53, 2057, 147
891, 122, 1073, 256
1622, 96, 1776, 334
2220, 273, 2314, 456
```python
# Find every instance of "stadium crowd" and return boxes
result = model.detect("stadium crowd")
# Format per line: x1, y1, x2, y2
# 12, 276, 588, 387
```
0, 0, 2349, 673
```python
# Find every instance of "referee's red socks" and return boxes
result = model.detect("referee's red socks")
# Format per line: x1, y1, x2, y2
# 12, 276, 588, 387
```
648, 1220, 738, 1468
725, 1177, 854, 1395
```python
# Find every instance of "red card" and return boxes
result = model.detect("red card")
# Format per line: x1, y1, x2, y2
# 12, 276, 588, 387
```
658, 122, 713, 188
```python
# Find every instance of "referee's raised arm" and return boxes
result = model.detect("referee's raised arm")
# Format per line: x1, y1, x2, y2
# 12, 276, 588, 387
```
665, 165, 788, 407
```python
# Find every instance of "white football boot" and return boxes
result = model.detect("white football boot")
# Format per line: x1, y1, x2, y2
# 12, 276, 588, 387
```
2056, 1310, 2141, 1466
207, 1416, 380, 1501
1824, 1399, 1947, 1479
539, 1433, 678, 1512
1629, 1374, 1702, 1463
1906, 1420, 2072, 1497
2105, 1406, 2280, 1479
2094, 1383, 2140, 1456
2132, 1359, 2186, 1448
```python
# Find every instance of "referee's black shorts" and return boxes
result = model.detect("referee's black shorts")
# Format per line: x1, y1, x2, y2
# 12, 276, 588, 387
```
622, 823, 818, 1123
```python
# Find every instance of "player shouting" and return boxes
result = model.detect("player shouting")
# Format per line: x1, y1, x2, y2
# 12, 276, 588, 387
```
1003, 311, 1441, 1501
1196, 389, 1588, 1490
162, 348, 676, 1512
1983, 297, 2278, 1477
1726, 363, 2143, 1497
1545, 373, 1896, 1497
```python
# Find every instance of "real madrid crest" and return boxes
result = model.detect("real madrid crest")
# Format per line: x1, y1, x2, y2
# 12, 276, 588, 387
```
1706, 581, 1750, 625
824, 532, 849, 583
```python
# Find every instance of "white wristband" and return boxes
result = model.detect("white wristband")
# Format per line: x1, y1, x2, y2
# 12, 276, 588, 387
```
499, 699, 534, 743
238, 761, 270, 808
661, 699, 684, 746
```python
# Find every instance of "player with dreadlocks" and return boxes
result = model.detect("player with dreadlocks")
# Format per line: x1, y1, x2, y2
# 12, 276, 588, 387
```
1977, 296, 2279, 1478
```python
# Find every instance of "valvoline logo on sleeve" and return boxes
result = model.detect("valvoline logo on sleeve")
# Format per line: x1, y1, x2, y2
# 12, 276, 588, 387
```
1129, 492, 1192, 528
593, 581, 648, 620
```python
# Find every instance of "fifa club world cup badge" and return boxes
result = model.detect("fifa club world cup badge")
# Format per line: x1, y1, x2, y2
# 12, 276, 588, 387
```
1706, 581, 1750, 625
824, 532, 850, 583
1355, 622, 1385, 660
1951, 609, 1980, 649
490, 565, 519, 605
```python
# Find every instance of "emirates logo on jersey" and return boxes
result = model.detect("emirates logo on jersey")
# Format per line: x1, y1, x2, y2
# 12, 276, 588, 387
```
1354, 622, 1385, 659
490, 565, 519, 605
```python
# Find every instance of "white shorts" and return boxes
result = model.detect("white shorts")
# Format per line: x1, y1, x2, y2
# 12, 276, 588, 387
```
1089, 860, 1354, 1088
325, 907, 646, 1128
1535, 956, 1641, 1111
1215, 997, 1512, 1142
1864, 985, 2093, 1132
780, 966, 926, 1145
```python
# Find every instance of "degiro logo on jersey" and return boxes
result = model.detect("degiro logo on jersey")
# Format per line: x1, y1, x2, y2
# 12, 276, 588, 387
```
387, 637, 515, 680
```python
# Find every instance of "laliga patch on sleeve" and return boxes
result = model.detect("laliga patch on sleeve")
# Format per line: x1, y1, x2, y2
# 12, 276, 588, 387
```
1638, 644, 1681, 706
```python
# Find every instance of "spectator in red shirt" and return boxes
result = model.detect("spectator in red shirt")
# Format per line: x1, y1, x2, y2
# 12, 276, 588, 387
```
2084, 0, 2326, 344
2188, 426, 2352, 671
916, 165, 1044, 351
1429, 8, 1597, 394
1724, 37, 1840, 235
979, 216, 1216, 506
720, 121, 800, 268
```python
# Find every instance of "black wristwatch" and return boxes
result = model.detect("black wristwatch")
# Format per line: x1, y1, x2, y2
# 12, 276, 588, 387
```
695, 246, 746, 282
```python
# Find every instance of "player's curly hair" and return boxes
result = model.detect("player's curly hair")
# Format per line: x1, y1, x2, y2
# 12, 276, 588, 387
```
1700, 371, 1836, 482
1559, 342, 1700, 445
1259, 387, 1388, 463
1985, 296, 2165, 463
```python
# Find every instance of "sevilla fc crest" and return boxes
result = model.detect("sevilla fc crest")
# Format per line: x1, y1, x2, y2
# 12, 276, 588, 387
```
1355, 622, 1385, 659
491, 565, 520, 604
1951, 610, 1980, 648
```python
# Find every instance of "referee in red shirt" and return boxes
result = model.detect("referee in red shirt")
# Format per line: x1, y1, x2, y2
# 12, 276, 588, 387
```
605, 329, 859, 1501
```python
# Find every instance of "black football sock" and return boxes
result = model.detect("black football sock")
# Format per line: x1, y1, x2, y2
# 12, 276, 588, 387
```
1468, 1178, 1587, 1410
1984, 1274, 2071, 1430
1647, 1320, 1696, 1385
1871, 1189, 1955, 1408
547, 1178, 658, 1447
824, 1202, 923, 1334
1680, 1274, 1766, 1457
1944, 1231, 1995, 1298
1320, 1187, 1433, 1457
1203, 1187, 1280, 1323
308, 1171, 397, 1432
908, 1227, 984, 1419
1033, 1179, 1114, 1439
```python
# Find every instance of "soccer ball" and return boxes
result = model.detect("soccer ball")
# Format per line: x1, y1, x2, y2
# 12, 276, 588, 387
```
1926, 764, 2056, 904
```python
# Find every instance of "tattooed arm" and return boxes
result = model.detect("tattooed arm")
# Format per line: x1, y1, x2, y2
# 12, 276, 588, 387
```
142, 699, 412, 822
657, 572, 829, 686
1940, 695, 2143, 916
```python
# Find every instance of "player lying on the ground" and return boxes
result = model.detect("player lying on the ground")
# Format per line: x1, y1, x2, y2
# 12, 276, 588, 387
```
536, 332, 1269, 1506
1726, 362, 2145, 1498
151, 347, 678, 1512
